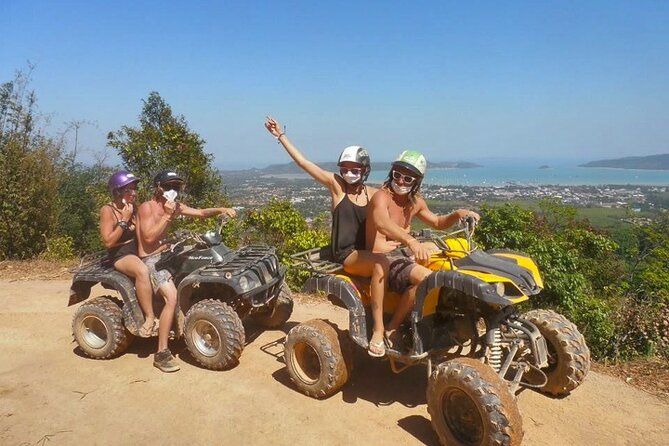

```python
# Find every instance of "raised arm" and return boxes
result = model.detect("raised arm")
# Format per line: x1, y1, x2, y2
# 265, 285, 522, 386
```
265, 116, 335, 189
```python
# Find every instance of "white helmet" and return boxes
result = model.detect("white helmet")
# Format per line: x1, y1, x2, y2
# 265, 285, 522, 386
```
337, 145, 370, 182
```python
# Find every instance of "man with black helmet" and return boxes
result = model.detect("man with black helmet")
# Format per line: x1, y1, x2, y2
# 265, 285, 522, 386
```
367, 150, 480, 349
136, 170, 236, 372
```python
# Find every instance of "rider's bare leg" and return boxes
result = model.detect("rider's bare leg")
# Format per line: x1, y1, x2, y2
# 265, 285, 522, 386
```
342, 250, 389, 354
114, 255, 156, 330
385, 264, 431, 336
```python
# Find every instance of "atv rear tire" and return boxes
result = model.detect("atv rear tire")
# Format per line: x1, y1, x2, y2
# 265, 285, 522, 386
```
250, 282, 294, 328
184, 299, 245, 370
523, 309, 590, 396
284, 319, 352, 399
427, 357, 523, 446
72, 296, 133, 359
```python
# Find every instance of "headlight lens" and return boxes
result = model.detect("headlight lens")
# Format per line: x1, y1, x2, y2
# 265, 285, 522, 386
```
239, 273, 260, 292
493, 282, 505, 296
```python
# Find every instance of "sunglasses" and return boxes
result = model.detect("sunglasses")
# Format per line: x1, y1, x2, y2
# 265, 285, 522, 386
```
340, 167, 363, 176
392, 170, 417, 185
162, 183, 183, 191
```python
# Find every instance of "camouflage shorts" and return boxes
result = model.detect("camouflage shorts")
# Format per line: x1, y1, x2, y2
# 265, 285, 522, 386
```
142, 253, 172, 292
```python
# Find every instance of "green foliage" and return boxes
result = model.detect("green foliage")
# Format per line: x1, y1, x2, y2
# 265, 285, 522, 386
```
0, 68, 61, 259
54, 158, 112, 254
478, 201, 668, 360
107, 92, 223, 208
39, 235, 75, 261
243, 199, 329, 288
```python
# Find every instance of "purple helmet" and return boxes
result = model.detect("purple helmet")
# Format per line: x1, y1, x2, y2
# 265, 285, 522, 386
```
108, 170, 140, 194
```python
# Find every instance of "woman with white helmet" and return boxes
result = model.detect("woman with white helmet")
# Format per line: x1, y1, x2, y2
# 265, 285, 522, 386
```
265, 116, 390, 357
100, 170, 156, 338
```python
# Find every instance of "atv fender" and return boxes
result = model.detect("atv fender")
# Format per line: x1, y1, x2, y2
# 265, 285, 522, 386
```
69, 270, 144, 333
409, 270, 512, 355
303, 275, 368, 348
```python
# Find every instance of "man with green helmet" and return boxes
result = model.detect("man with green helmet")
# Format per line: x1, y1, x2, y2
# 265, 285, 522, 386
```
366, 150, 480, 348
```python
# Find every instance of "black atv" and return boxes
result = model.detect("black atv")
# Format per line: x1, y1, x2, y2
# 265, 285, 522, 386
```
68, 219, 293, 370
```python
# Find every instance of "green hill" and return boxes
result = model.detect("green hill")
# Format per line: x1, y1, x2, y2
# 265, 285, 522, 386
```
580, 154, 669, 170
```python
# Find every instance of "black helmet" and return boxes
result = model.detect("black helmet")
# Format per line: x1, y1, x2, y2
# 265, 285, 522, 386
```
337, 145, 371, 182
153, 170, 184, 187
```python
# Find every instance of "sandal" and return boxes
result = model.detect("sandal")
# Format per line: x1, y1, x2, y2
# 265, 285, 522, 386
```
368, 339, 386, 358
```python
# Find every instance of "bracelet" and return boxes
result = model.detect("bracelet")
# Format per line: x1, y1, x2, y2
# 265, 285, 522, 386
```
275, 132, 285, 140
116, 220, 128, 230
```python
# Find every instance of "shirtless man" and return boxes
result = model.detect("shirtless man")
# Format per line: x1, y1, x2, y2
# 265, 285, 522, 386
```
137, 170, 236, 372
366, 150, 479, 348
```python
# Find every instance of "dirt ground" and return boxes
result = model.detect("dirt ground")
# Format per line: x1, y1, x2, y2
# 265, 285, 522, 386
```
1, 277, 668, 446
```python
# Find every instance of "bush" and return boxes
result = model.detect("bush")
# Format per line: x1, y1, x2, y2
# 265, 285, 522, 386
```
243, 199, 329, 289
476, 201, 656, 360
39, 235, 75, 261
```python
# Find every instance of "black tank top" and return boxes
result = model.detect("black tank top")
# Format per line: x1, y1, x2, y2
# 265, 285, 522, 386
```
331, 186, 369, 262
107, 204, 136, 245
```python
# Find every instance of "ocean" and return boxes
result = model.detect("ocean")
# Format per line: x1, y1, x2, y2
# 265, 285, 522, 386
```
367, 163, 668, 187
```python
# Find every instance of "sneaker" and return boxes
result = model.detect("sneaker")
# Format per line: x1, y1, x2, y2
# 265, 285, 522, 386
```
153, 349, 180, 373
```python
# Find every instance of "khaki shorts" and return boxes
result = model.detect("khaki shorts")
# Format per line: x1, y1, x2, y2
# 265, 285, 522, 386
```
142, 253, 172, 292
385, 248, 417, 294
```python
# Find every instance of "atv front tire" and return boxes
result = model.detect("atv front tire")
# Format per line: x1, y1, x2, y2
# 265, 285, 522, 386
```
284, 319, 352, 399
523, 309, 590, 396
72, 296, 133, 359
427, 358, 523, 446
250, 282, 294, 328
184, 299, 245, 370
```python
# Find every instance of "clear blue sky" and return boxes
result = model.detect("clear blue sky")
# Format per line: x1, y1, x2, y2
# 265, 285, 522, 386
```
2, 0, 668, 168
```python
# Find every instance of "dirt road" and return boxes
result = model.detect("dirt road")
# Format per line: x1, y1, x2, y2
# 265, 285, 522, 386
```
1, 280, 667, 445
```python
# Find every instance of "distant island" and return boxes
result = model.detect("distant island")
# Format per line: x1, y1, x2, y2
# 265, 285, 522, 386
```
221, 160, 482, 174
580, 154, 669, 170
539, 165, 550, 169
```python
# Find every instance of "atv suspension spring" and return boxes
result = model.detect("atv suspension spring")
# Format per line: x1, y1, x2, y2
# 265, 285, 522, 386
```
488, 328, 502, 372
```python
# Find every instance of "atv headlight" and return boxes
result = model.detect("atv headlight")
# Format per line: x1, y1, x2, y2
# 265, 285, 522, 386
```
239, 273, 260, 292
492, 282, 505, 296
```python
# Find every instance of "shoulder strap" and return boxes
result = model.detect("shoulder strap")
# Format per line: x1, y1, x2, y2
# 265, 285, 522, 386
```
106, 203, 121, 222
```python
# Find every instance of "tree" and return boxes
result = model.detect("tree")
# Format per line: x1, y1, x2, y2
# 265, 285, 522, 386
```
0, 67, 61, 259
107, 92, 223, 207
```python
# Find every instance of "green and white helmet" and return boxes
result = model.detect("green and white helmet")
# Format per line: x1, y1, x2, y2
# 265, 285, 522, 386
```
392, 150, 427, 177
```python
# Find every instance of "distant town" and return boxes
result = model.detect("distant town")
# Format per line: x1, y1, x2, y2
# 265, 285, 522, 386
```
223, 173, 669, 219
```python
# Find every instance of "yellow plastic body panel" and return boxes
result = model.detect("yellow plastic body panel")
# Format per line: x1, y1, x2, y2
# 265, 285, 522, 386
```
488, 252, 544, 289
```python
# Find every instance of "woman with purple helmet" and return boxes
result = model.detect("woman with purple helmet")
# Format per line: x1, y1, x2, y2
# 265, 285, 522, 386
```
100, 170, 156, 337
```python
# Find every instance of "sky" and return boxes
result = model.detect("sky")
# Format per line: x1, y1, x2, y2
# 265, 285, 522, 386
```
2, 0, 668, 169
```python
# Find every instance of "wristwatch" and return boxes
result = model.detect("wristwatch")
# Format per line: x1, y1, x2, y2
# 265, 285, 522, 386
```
116, 220, 129, 230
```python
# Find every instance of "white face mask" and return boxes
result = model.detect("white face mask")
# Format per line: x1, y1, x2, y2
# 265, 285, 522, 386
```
342, 171, 362, 184
391, 180, 412, 195
163, 189, 178, 202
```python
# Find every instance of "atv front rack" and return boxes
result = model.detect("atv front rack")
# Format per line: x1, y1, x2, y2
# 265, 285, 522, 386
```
290, 246, 343, 274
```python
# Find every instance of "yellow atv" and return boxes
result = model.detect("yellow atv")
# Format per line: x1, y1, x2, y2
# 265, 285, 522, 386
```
286, 219, 590, 446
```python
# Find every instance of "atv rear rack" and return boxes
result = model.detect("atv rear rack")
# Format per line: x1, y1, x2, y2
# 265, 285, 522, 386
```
290, 246, 343, 275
